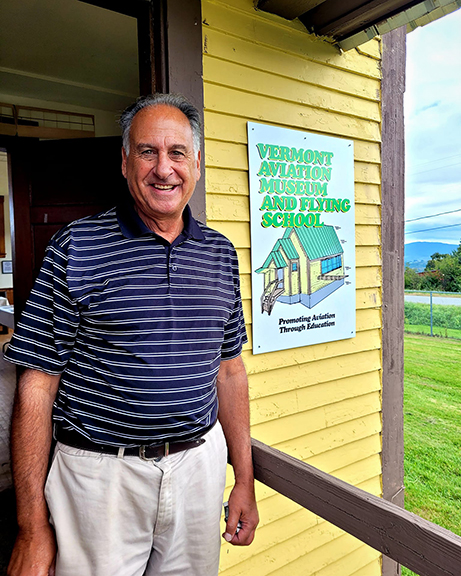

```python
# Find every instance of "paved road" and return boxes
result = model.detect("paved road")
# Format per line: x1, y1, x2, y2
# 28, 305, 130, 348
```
405, 295, 461, 306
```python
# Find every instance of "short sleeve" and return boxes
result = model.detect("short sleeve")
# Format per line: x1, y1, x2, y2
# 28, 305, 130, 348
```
220, 248, 248, 360
4, 232, 80, 375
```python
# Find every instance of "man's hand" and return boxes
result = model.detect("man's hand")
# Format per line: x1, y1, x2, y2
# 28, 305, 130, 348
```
223, 481, 259, 546
217, 355, 259, 546
8, 369, 61, 576
8, 524, 56, 576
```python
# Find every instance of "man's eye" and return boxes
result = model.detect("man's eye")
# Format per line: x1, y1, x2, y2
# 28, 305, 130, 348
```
141, 150, 154, 156
170, 150, 185, 158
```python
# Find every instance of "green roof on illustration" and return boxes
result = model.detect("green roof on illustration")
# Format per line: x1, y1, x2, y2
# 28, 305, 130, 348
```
256, 237, 300, 273
283, 226, 343, 260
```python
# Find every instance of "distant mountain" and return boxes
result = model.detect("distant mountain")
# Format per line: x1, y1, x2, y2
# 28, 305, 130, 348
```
405, 242, 457, 271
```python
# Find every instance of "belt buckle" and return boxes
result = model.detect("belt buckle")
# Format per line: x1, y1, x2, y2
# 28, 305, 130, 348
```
139, 442, 169, 462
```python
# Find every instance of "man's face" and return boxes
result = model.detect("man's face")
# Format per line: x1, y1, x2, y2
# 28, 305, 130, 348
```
121, 104, 201, 228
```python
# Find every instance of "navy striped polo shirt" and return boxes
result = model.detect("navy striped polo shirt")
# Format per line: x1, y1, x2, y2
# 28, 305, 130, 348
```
5, 202, 247, 446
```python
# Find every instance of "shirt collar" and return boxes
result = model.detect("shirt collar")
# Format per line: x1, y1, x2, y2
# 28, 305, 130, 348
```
117, 199, 205, 243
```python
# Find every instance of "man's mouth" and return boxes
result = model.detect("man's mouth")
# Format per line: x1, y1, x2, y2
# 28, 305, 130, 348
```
149, 183, 178, 191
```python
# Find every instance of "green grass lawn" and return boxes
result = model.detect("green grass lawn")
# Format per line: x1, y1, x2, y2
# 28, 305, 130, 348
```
404, 323, 461, 339
402, 334, 461, 576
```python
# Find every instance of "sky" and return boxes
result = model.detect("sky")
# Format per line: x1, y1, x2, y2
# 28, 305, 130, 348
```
404, 7, 461, 247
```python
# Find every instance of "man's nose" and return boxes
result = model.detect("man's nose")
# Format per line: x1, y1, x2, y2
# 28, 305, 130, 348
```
153, 152, 173, 180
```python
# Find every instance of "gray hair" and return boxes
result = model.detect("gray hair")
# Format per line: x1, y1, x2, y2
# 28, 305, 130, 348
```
119, 93, 201, 159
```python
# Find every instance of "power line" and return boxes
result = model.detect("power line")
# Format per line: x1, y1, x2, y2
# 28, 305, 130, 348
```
407, 160, 461, 177
407, 152, 461, 170
405, 222, 461, 235
405, 208, 461, 223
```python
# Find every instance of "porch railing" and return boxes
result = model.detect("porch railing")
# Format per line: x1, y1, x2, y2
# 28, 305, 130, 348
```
252, 438, 461, 576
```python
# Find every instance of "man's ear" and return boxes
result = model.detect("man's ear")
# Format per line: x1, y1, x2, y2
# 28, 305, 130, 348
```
195, 150, 201, 182
121, 147, 127, 178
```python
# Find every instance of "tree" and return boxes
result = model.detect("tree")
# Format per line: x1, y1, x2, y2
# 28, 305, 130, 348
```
404, 266, 422, 290
421, 241, 461, 292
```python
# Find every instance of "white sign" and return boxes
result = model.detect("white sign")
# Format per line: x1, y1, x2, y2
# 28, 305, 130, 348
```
248, 122, 356, 355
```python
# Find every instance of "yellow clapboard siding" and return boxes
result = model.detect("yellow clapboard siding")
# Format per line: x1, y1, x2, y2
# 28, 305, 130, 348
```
204, 83, 381, 143
355, 245, 381, 267
355, 224, 380, 246
204, 111, 381, 164
206, 167, 249, 196
251, 377, 381, 425
203, 1, 382, 79
268, 413, 382, 461
272, 534, 380, 576
334, 454, 383, 487
248, 350, 381, 396
356, 265, 381, 288
220, 520, 345, 576
209, 221, 250, 247
350, 558, 382, 576
354, 161, 381, 184
204, 55, 381, 122
220, 508, 321, 574
203, 28, 381, 101
356, 287, 382, 309
208, 193, 249, 222
205, 138, 248, 170
299, 540, 381, 576
356, 203, 381, 225
309, 435, 381, 476
243, 333, 381, 378
355, 182, 381, 205
356, 37, 382, 60
239, 273, 251, 299
252, 393, 381, 444
357, 475, 382, 497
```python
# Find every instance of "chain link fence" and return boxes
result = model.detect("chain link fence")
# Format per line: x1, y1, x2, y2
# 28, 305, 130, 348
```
404, 290, 461, 340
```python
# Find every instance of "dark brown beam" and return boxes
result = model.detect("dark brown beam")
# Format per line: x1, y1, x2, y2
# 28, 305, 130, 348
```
257, 0, 327, 20
78, 0, 150, 19
300, 0, 422, 38
252, 439, 461, 576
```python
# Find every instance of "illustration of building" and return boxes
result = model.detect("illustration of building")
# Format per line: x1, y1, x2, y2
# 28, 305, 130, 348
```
256, 226, 346, 313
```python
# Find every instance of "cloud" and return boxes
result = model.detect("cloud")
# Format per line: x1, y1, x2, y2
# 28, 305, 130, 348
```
404, 8, 461, 243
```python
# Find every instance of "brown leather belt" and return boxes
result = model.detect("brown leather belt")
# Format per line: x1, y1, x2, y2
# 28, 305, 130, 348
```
56, 427, 206, 461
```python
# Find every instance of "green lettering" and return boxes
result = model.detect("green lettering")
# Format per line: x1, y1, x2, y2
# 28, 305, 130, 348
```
292, 147, 304, 163
257, 161, 272, 177
340, 199, 351, 212
259, 178, 275, 194
267, 145, 281, 160
256, 143, 269, 159
261, 213, 272, 227
313, 150, 324, 165
260, 196, 274, 211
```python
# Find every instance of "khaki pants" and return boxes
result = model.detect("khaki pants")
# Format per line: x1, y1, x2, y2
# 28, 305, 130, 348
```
45, 422, 228, 576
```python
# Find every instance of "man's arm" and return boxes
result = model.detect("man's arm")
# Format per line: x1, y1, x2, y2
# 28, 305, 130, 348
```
8, 368, 61, 576
216, 355, 259, 546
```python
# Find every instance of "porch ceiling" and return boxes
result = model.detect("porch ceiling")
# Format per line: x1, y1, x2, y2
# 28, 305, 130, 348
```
257, 0, 461, 49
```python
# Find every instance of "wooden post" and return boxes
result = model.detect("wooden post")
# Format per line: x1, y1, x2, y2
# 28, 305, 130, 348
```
381, 25, 406, 576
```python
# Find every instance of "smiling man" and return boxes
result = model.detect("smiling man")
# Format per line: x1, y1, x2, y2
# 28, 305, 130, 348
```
5, 94, 258, 576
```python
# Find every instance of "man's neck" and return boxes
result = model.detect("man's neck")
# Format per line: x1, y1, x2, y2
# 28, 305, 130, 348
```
135, 206, 184, 244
